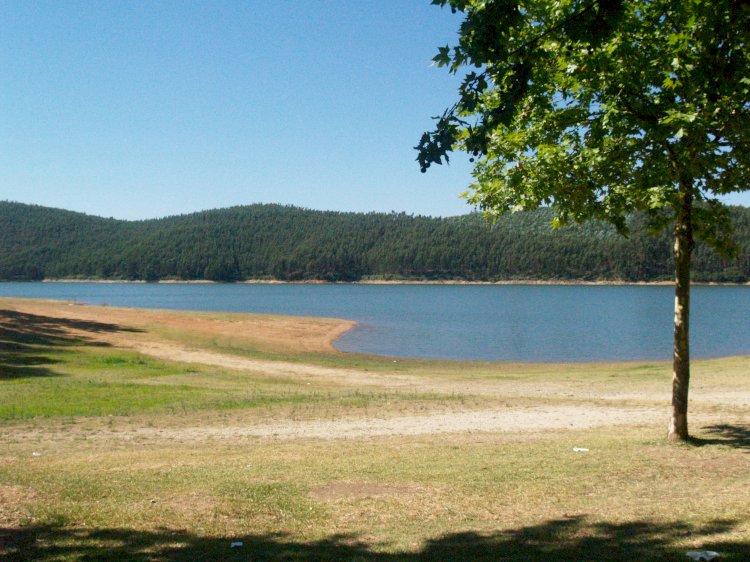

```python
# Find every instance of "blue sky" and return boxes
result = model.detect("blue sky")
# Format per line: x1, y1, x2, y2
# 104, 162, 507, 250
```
2, 1, 748, 220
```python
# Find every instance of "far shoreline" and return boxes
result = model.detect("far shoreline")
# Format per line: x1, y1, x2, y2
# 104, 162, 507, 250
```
25, 278, 750, 287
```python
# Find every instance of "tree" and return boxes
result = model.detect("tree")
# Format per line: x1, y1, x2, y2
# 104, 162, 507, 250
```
417, 0, 750, 441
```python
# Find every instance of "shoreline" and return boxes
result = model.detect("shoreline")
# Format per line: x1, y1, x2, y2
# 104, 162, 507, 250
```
23, 278, 750, 287
2, 297, 748, 366
0, 297, 354, 355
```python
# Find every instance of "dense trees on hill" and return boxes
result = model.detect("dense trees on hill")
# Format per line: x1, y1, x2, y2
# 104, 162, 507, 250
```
1, 201, 748, 283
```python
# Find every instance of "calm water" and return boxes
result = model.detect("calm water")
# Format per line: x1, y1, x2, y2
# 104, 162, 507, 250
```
1, 282, 748, 362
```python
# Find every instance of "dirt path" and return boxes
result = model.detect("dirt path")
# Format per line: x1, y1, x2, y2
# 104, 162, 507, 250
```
127, 339, 750, 407
4, 405, 673, 444
132, 405, 667, 440
130, 339, 418, 389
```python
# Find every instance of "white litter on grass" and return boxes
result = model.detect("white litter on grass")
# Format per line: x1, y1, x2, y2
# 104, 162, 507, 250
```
572, 447, 590, 452
31, 452, 41, 457
686, 551, 720, 561
230, 541, 243, 548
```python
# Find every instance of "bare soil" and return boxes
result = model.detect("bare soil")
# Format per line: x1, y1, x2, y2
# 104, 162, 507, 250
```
105, 405, 668, 441
1, 297, 354, 354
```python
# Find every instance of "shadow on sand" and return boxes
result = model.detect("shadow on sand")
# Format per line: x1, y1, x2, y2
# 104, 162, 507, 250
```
1, 516, 749, 561
0, 309, 142, 379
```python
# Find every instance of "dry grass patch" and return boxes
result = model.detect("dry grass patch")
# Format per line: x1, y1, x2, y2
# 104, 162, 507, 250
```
309, 481, 421, 501
2, 423, 750, 559
0, 485, 37, 526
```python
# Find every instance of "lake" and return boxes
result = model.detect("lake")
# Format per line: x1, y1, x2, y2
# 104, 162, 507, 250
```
1, 282, 748, 362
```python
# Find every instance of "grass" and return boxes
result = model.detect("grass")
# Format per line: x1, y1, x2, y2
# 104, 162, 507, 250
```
3, 426, 749, 560
1, 299, 749, 560
0, 344, 472, 421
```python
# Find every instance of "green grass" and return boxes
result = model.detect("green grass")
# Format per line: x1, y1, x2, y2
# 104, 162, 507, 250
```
1, 302, 749, 560
0, 343, 476, 422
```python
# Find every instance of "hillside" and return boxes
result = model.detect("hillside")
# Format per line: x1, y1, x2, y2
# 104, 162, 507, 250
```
1, 201, 748, 283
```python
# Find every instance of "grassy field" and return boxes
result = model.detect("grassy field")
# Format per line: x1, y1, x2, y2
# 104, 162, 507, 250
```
1, 298, 749, 561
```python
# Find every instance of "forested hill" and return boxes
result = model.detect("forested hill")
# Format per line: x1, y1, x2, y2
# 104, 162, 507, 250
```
1, 201, 749, 283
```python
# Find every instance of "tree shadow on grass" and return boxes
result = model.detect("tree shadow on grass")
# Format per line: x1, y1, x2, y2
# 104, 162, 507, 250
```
0, 309, 143, 380
1, 517, 748, 561
690, 424, 750, 452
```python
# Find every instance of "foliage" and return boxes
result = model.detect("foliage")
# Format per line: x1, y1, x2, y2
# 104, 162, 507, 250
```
1, 201, 749, 283
417, 0, 750, 246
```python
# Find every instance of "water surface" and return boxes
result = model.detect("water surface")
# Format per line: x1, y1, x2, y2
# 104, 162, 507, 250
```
1, 282, 748, 362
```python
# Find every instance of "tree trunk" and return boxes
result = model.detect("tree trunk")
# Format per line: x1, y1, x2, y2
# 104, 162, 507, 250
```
668, 182, 694, 441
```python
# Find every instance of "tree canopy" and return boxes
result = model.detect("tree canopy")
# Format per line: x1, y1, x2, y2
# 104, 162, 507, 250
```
417, 0, 750, 440
418, 0, 748, 229
2, 201, 748, 284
